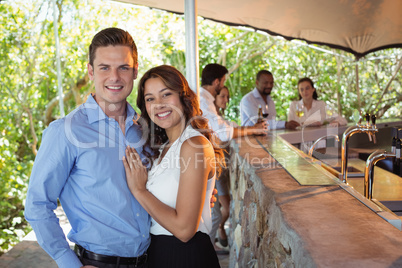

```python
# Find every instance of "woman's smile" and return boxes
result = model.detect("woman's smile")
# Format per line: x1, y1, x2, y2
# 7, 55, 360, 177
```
156, 110, 172, 119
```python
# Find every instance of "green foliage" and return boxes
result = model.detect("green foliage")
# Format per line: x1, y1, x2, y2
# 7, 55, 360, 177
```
1, 0, 402, 256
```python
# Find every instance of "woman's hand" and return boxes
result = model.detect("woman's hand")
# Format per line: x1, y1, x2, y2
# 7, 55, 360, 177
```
305, 121, 322, 127
329, 121, 341, 127
123, 146, 148, 197
210, 188, 218, 208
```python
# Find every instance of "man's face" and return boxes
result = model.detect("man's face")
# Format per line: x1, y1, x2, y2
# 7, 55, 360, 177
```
256, 74, 274, 96
88, 45, 138, 108
214, 75, 227, 96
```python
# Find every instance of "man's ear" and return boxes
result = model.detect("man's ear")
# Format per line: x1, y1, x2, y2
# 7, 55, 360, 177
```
213, 78, 220, 86
87, 63, 94, 81
133, 62, 139, 80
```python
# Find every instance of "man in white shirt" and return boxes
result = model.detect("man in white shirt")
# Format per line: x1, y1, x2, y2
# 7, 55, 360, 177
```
240, 70, 299, 130
199, 63, 267, 253
200, 64, 268, 142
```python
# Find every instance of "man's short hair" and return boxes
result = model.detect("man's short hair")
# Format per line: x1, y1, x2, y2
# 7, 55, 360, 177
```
89, 27, 138, 67
201, 64, 228, 86
256, 70, 273, 81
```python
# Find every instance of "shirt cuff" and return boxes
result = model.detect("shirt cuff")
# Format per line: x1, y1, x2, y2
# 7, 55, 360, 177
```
216, 124, 234, 142
55, 248, 83, 268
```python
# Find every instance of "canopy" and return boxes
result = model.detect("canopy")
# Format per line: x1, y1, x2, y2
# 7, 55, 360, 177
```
117, 0, 402, 59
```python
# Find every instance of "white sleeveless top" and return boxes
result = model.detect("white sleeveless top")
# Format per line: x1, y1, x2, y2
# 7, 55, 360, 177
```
146, 125, 216, 236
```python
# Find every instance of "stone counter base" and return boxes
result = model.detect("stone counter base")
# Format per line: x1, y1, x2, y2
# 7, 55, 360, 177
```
228, 136, 402, 268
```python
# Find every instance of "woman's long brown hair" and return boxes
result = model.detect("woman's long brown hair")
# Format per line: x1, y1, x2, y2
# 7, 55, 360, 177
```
137, 65, 225, 174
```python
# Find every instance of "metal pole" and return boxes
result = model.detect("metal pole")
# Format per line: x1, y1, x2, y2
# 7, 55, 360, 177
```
355, 60, 361, 111
53, 0, 65, 117
184, 0, 200, 97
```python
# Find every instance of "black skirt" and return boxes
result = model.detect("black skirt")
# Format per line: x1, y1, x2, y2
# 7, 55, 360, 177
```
148, 231, 221, 268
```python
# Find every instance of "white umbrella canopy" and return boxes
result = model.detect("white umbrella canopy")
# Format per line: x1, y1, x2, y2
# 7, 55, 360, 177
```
117, 0, 402, 59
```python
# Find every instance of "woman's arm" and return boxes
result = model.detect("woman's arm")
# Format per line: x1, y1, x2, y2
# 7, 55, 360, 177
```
288, 101, 296, 122
123, 136, 214, 242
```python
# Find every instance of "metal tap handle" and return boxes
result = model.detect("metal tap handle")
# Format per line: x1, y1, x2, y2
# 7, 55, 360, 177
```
392, 137, 397, 153
357, 110, 363, 125
365, 113, 371, 126
308, 134, 340, 157
370, 114, 377, 143
365, 113, 372, 141
372, 132, 377, 144
367, 132, 373, 142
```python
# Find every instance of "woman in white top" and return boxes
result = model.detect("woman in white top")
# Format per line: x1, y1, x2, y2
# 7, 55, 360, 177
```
288, 77, 347, 127
123, 65, 223, 268
211, 86, 235, 249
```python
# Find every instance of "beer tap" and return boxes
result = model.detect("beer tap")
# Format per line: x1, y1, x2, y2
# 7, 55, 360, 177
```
341, 112, 378, 183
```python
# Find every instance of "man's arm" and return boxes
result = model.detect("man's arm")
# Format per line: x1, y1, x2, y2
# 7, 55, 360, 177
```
24, 121, 82, 268
285, 120, 300, 129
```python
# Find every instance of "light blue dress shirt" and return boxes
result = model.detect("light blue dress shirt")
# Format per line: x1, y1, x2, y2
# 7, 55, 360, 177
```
24, 95, 150, 268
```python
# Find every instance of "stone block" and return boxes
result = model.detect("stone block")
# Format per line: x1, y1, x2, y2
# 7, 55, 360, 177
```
234, 224, 242, 260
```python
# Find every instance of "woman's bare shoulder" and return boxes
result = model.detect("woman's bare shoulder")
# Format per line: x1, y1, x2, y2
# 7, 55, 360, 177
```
181, 135, 214, 156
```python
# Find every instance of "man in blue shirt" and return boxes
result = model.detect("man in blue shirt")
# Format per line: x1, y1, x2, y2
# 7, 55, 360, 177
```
25, 28, 150, 268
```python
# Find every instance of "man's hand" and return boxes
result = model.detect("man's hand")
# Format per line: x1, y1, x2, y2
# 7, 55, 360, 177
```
329, 121, 340, 127
285, 120, 300, 130
252, 120, 269, 135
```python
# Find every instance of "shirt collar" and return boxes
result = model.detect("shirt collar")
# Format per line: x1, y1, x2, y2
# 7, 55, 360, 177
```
84, 94, 137, 124
299, 99, 317, 106
252, 88, 271, 102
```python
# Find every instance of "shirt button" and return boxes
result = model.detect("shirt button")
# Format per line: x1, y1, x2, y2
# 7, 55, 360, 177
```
142, 234, 145, 238
136, 213, 140, 217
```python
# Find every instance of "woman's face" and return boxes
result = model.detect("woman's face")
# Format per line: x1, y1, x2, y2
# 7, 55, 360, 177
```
215, 87, 230, 110
144, 77, 185, 132
298, 81, 315, 102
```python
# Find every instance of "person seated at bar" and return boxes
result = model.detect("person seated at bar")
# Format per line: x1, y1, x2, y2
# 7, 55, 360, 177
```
215, 86, 238, 126
212, 86, 234, 249
240, 70, 300, 130
288, 77, 347, 127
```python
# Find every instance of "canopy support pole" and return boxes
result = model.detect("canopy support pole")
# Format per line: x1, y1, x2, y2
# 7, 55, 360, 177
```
355, 60, 361, 111
184, 0, 199, 97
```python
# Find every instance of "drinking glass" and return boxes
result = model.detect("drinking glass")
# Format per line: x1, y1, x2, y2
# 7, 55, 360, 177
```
262, 104, 269, 119
295, 103, 305, 125
326, 106, 334, 118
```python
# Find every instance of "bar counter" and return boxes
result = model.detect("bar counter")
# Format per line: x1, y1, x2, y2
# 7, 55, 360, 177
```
229, 121, 402, 267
